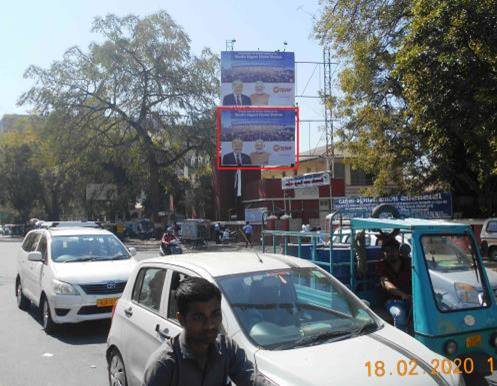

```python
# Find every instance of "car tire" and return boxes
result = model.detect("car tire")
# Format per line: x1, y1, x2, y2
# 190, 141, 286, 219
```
108, 349, 128, 386
40, 295, 57, 334
16, 278, 30, 310
489, 247, 497, 261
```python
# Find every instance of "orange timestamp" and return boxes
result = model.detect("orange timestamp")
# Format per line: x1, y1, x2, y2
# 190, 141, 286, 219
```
365, 357, 495, 377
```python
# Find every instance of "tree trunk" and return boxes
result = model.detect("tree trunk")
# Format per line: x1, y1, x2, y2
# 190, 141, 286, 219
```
147, 155, 162, 220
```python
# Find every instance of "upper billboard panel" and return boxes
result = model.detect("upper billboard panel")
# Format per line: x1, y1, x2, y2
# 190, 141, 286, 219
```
221, 51, 295, 106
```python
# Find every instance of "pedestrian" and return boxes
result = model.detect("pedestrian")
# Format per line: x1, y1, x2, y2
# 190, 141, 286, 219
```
214, 222, 221, 244
142, 277, 258, 386
222, 227, 231, 244
242, 221, 253, 248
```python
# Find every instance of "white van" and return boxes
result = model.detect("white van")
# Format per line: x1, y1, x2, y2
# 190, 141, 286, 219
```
16, 227, 137, 333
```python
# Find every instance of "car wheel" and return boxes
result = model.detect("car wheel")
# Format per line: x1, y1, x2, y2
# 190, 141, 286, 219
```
489, 247, 497, 261
16, 278, 30, 310
108, 349, 128, 386
40, 295, 57, 334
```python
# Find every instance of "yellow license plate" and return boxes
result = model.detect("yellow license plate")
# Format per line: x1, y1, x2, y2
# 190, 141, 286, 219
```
96, 297, 118, 307
466, 335, 482, 348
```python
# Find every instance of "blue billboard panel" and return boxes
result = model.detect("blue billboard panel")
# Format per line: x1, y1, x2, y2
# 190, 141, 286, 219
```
332, 192, 453, 219
220, 109, 295, 167
221, 51, 295, 106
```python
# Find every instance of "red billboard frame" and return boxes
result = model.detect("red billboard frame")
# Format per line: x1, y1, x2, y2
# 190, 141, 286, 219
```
216, 106, 300, 171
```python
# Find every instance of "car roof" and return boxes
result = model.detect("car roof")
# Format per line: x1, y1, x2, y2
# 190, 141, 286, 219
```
141, 251, 316, 277
45, 227, 113, 237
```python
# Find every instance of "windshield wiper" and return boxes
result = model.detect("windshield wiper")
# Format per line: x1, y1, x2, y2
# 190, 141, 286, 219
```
352, 321, 378, 336
62, 257, 98, 263
275, 330, 353, 350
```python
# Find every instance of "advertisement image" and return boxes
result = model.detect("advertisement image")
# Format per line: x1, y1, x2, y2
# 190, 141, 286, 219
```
221, 51, 295, 106
219, 109, 296, 167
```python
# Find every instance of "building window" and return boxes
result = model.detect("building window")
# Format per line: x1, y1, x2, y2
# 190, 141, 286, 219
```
350, 168, 374, 186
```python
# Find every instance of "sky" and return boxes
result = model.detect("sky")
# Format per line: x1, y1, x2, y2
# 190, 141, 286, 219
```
0, 0, 337, 151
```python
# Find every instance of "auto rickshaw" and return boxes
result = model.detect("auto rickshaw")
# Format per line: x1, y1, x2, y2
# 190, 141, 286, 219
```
263, 216, 497, 384
350, 217, 497, 385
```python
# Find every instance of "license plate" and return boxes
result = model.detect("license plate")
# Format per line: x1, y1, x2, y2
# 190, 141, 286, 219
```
466, 335, 482, 348
96, 297, 118, 307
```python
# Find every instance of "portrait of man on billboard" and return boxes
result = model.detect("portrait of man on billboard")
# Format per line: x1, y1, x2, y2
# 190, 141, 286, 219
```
223, 79, 252, 106
222, 138, 252, 165
250, 81, 270, 105
250, 139, 271, 165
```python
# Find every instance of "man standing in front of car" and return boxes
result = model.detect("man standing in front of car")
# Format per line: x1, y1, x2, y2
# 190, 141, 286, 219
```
142, 277, 262, 386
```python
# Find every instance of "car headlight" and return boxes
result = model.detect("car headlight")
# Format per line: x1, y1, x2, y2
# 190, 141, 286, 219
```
53, 279, 79, 295
454, 282, 480, 304
255, 370, 279, 386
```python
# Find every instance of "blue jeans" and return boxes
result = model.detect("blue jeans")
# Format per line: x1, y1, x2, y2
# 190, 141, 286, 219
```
386, 300, 409, 332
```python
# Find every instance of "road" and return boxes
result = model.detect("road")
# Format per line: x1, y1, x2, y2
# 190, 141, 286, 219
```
0, 237, 158, 386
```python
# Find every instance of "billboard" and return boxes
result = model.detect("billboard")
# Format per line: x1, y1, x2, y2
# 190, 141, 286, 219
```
217, 107, 297, 169
332, 192, 453, 219
221, 51, 295, 106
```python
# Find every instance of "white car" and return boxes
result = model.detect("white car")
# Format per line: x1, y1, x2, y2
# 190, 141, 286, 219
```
106, 252, 462, 386
16, 227, 137, 333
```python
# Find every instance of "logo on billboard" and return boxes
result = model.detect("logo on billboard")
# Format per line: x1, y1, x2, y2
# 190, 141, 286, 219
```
273, 144, 292, 152
273, 86, 292, 94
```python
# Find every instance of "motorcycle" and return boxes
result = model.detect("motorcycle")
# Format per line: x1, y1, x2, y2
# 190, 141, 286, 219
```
159, 235, 183, 256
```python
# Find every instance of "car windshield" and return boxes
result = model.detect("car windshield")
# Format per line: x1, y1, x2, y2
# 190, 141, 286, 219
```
421, 234, 490, 311
217, 267, 379, 350
51, 235, 130, 262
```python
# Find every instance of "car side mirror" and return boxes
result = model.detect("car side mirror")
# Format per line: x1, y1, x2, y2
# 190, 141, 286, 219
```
128, 247, 137, 257
28, 251, 43, 262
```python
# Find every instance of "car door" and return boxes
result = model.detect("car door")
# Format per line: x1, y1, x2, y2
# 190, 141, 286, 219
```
122, 266, 169, 386
23, 232, 41, 301
31, 234, 48, 303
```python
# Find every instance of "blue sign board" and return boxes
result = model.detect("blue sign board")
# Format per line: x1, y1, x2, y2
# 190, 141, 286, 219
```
332, 192, 453, 219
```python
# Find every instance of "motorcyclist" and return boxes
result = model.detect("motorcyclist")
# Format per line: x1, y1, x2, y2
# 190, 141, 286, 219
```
161, 227, 181, 255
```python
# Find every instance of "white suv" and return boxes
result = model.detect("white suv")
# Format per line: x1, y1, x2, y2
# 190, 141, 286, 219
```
16, 227, 137, 333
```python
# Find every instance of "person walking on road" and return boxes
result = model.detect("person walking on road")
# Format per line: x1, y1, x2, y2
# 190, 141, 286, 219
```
242, 221, 253, 248
142, 277, 259, 386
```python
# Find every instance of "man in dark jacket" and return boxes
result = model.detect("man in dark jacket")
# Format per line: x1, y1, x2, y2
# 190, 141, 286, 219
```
143, 277, 261, 386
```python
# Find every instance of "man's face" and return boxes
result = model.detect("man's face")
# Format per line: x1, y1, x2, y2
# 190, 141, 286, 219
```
232, 139, 243, 153
233, 81, 243, 95
177, 297, 222, 345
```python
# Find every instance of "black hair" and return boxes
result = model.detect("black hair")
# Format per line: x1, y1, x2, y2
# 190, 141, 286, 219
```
176, 277, 221, 316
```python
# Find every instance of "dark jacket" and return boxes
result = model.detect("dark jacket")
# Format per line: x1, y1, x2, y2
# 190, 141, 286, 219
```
223, 93, 252, 106
222, 152, 252, 166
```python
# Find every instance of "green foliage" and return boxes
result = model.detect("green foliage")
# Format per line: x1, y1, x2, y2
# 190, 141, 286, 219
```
395, 0, 497, 214
19, 11, 219, 216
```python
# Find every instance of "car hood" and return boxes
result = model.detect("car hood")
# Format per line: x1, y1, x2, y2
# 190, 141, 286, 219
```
52, 258, 137, 284
254, 325, 457, 386
430, 267, 497, 291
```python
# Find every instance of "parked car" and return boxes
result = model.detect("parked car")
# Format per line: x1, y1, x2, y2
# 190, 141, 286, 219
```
16, 227, 137, 333
480, 218, 497, 260
106, 252, 462, 386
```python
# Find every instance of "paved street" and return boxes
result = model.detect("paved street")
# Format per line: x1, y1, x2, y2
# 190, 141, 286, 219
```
0, 237, 159, 386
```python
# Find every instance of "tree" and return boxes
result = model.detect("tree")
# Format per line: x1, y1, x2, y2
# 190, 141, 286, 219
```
315, 0, 418, 195
0, 130, 43, 221
395, 0, 497, 215
20, 11, 219, 217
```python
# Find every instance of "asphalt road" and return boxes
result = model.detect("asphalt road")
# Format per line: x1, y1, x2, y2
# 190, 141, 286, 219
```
0, 237, 159, 386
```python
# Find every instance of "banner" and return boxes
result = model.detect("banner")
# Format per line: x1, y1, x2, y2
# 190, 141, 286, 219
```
220, 109, 295, 167
332, 192, 453, 219
221, 51, 295, 106
245, 207, 268, 224
282, 172, 330, 190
